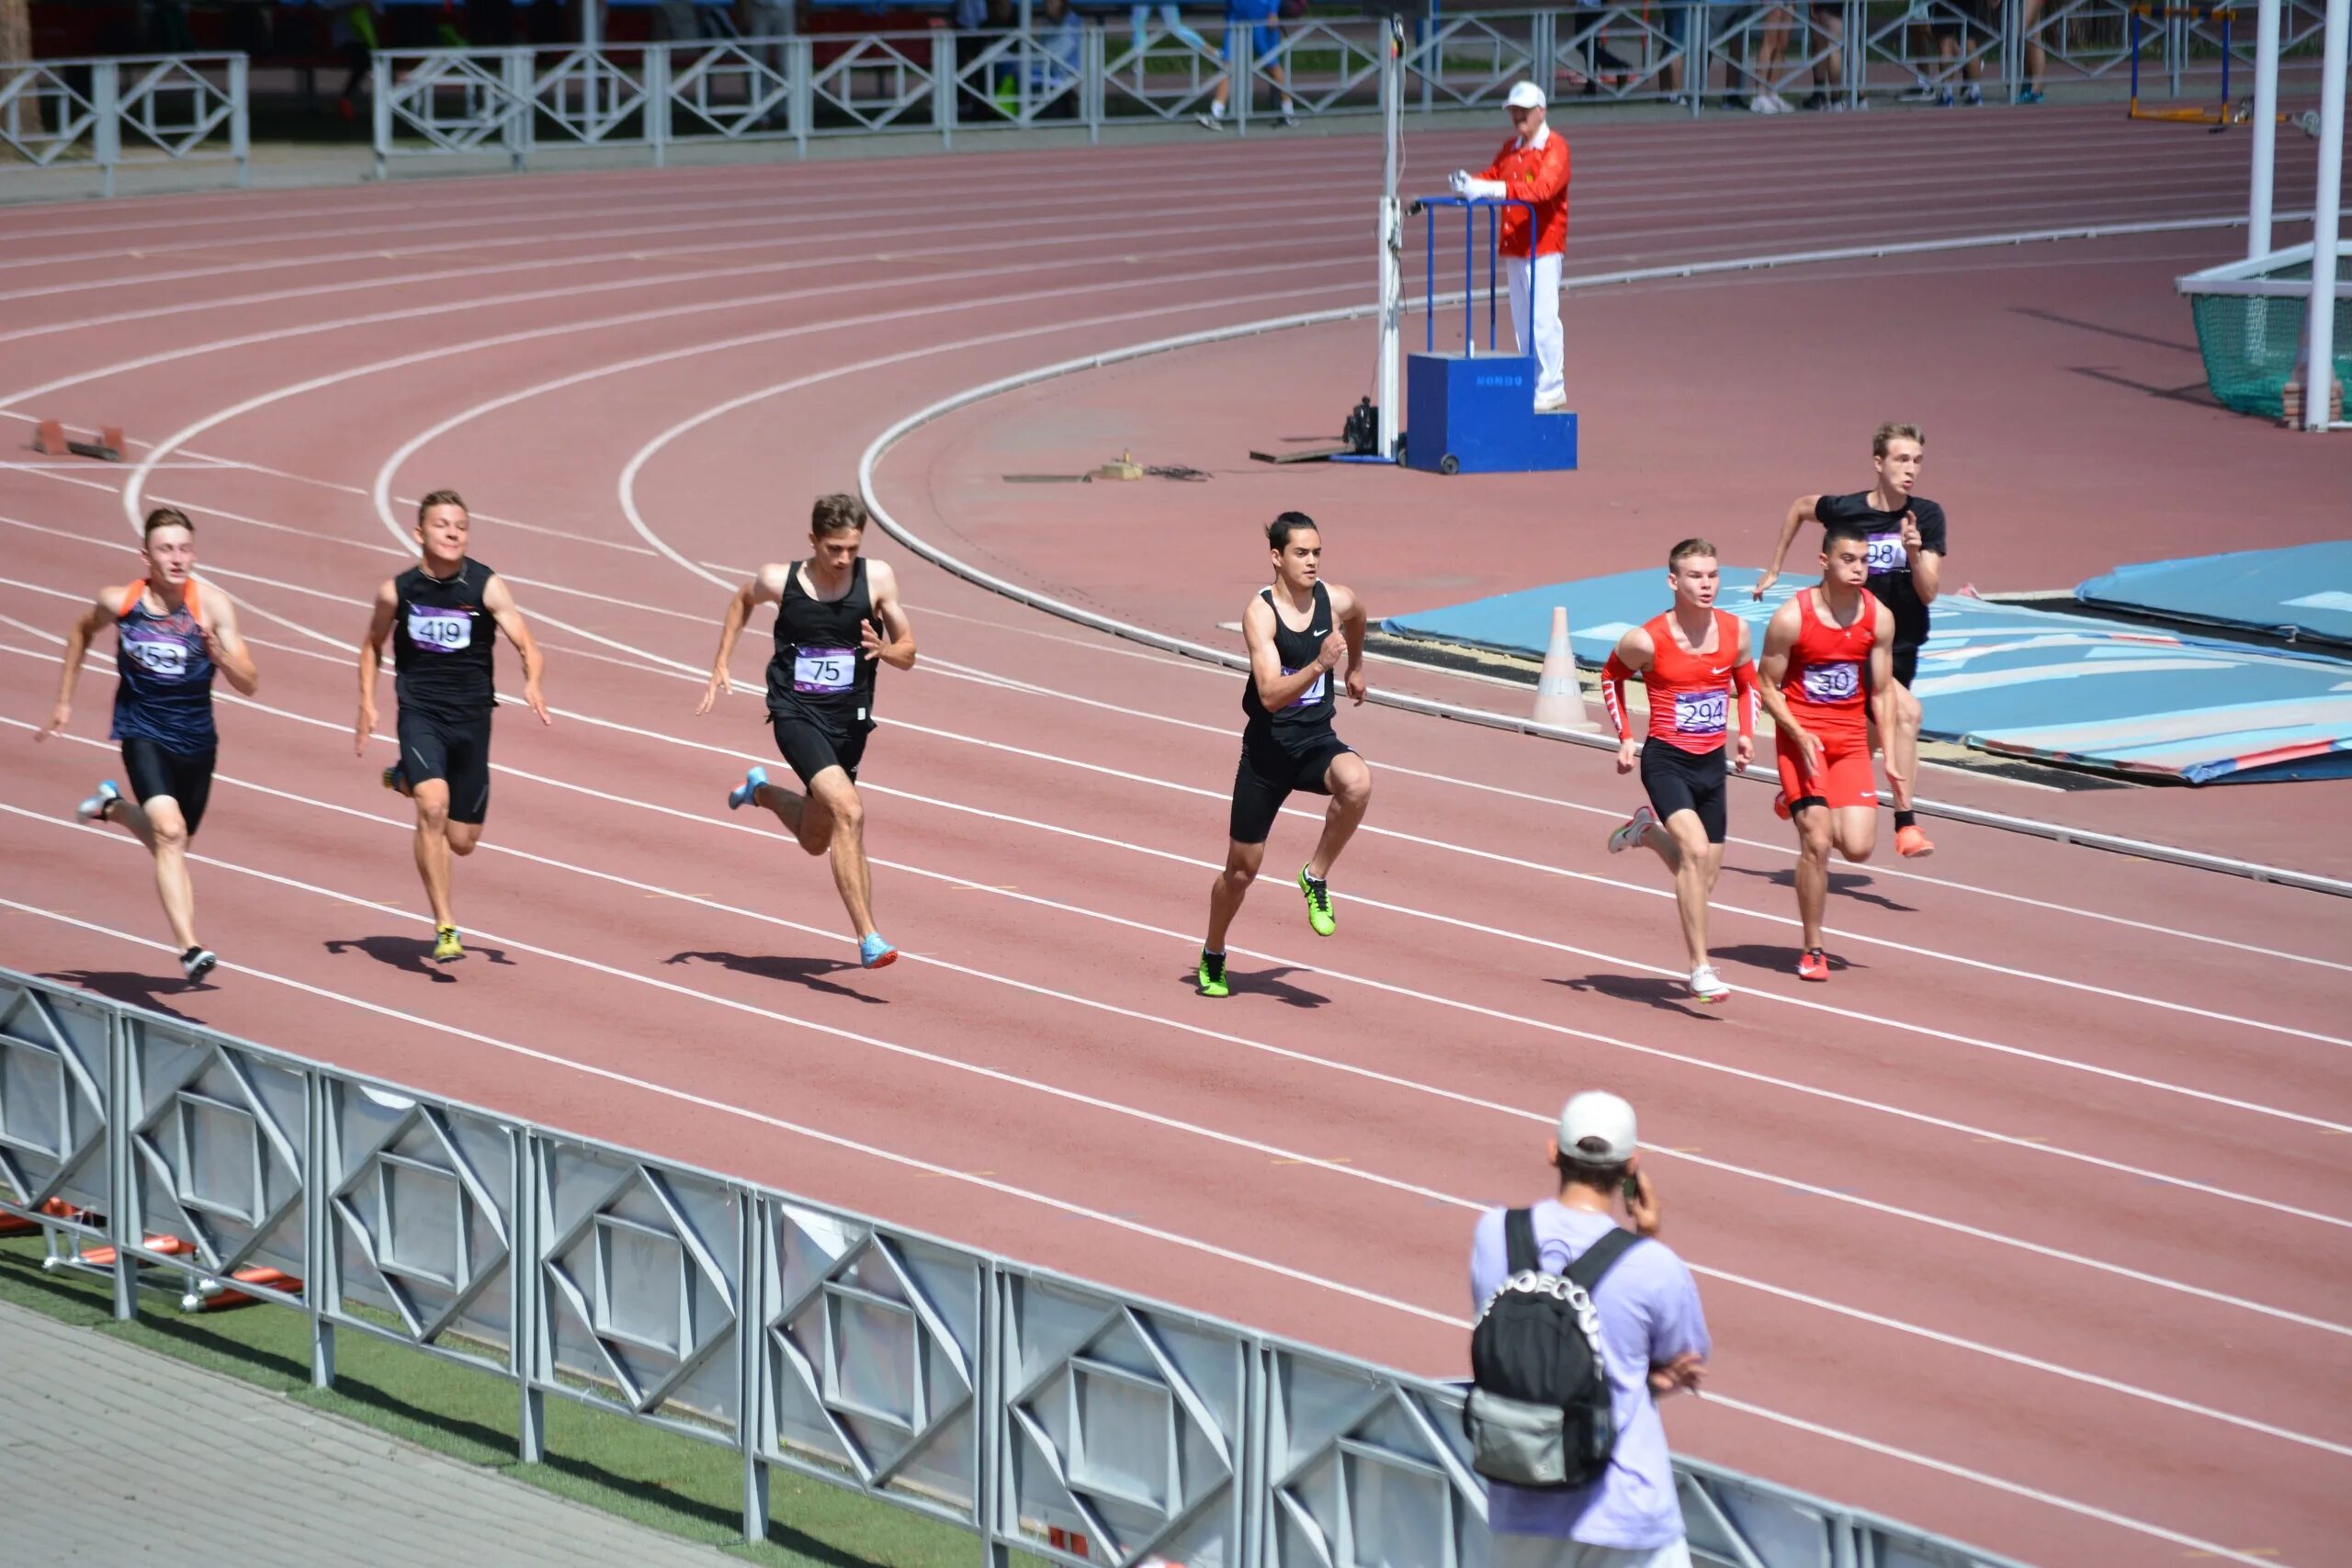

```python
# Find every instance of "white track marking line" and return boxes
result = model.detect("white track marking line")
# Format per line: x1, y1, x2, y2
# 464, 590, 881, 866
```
9, 698, 2340, 1342
0, 891, 2290, 1568
8, 801, 2344, 1467
9, 624, 2324, 1235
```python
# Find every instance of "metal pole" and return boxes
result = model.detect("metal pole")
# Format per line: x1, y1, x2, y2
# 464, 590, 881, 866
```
229, 53, 250, 186
2301, 0, 2346, 428
1375, 15, 1403, 460
2249, 0, 2279, 256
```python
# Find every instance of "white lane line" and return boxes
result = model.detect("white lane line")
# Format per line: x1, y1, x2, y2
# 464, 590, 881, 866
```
8, 799, 2344, 1468
6, 629, 2330, 1238
0, 890, 2290, 1568
11, 699, 2340, 1343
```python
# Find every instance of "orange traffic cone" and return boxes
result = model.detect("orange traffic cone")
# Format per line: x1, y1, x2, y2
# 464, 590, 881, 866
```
0, 1197, 88, 1235
1532, 606, 1595, 731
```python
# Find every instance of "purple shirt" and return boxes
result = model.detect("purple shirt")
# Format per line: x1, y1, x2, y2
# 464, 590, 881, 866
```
1467, 1201, 1710, 1550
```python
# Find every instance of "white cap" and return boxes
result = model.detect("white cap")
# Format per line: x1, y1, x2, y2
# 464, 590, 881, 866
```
1556, 1090, 1637, 1166
1506, 81, 1546, 111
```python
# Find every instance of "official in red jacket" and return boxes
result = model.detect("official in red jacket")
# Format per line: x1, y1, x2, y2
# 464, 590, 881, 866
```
1450, 81, 1570, 412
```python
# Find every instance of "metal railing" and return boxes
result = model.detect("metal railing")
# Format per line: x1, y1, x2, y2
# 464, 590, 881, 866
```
0, 965, 2019, 1567
0, 53, 249, 197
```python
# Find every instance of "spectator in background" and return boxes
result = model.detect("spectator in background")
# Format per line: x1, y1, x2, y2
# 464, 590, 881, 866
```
1131, 1, 1210, 56
1197, 0, 1296, 129
1747, 4, 1792, 112
1450, 82, 1570, 412
334, 2, 379, 123
1029, 0, 1083, 107
140, 1, 196, 54
1802, 0, 1845, 109
1469, 1091, 1709, 1568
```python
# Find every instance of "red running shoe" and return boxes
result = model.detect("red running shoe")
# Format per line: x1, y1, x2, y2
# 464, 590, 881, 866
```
1796, 948, 1830, 982
1895, 823, 1936, 858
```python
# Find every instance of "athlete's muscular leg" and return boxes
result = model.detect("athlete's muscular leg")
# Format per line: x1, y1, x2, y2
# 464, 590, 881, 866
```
111, 795, 199, 953
1205, 838, 1267, 953
410, 779, 458, 930
1830, 803, 1878, 863
754, 775, 837, 856
1656, 810, 1718, 970
1306, 754, 1373, 880
447, 822, 483, 857
804, 768, 877, 940
1792, 804, 1835, 951
1886, 682, 1922, 813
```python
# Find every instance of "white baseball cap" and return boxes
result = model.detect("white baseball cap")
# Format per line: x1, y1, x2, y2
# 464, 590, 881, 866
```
1556, 1090, 1637, 1166
1506, 81, 1546, 111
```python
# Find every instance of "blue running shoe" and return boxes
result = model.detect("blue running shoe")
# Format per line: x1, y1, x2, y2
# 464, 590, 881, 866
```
75, 779, 121, 823
859, 932, 898, 969
729, 765, 767, 811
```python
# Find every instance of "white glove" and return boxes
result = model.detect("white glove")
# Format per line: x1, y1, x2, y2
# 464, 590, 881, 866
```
1448, 169, 1472, 196
1464, 177, 1508, 200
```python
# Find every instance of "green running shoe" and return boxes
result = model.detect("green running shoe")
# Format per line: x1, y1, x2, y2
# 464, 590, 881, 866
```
1297, 865, 1335, 937
1196, 949, 1229, 998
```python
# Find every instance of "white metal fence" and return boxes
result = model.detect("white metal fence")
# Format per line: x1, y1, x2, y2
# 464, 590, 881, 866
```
0, 53, 249, 197
0, 965, 2021, 1567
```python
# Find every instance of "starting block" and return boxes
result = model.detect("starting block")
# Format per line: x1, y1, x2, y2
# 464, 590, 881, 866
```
35, 419, 125, 462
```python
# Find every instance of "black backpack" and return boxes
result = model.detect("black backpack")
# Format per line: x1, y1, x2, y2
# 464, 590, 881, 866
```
1464, 1211, 1640, 1489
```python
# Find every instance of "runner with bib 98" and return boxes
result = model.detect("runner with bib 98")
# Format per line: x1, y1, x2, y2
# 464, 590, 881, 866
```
702, 494, 917, 971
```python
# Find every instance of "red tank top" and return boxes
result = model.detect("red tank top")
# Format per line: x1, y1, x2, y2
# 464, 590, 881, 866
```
1642, 609, 1740, 755
1781, 587, 1878, 729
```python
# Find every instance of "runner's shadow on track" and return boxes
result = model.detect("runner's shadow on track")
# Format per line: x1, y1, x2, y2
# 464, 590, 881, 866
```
1718, 863, 1914, 914
664, 949, 884, 1003
322, 935, 515, 983
1711, 942, 1863, 977
1547, 974, 1719, 1018
43, 969, 208, 1019
1189, 964, 1331, 1008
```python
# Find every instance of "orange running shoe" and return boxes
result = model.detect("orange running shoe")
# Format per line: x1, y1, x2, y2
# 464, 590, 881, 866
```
1895, 823, 1936, 859
1796, 948, 1830, 982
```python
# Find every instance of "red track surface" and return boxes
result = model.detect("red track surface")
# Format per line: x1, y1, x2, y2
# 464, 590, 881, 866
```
4, 107, 2349, 1567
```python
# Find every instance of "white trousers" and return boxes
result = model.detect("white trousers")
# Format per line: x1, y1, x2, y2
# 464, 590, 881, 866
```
1503, 249, 1566, 406
1492, 1534, 1694, 1568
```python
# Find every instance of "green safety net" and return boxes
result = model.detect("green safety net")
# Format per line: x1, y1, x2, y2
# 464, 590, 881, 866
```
2187, 261, 2352, 420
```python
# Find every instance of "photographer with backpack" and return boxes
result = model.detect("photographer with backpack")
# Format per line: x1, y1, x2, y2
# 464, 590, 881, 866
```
1466, 1091, 1711, 1568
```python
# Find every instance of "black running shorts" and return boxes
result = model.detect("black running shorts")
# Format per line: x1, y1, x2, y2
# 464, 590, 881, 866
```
397, 708, 492, 825
120, 736, 217, 837
773, 714, 868, 788
1227, 727, 1352, 846
1639, 740, 1728, 846
1890, 641, 1920, 691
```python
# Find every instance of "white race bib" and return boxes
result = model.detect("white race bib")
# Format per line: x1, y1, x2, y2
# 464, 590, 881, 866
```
407, 606, 471, 652
1672, 690, 1727, 736
1282, 665, 1329, 708
1864, 531, 1906, 574
792, 646, 856, 694
123, 633, 188, 679
1800, 660, 1861, 703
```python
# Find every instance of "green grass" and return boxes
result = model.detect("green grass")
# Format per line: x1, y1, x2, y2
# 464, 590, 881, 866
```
0, 1235, 1013, 1567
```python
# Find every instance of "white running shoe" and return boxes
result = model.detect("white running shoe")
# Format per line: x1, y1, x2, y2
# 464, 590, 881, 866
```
1689, 964, 1730, 1004
181, 946, 218, 984
1748, 94, 1780, 114
75, 779, 120, 823
1607, 805, 1656, 855
1767, 91, 1796, 112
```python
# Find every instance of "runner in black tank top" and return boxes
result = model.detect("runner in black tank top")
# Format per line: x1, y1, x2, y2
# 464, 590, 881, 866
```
700, 494, 919, 971
358, 491, 552, 964
1197, 512, 1374, 998
43, 507, 260, 983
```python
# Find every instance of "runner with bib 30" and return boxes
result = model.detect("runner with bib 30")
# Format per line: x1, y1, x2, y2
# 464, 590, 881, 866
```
1755, 522, 1900, 983
701, 493, 917, 970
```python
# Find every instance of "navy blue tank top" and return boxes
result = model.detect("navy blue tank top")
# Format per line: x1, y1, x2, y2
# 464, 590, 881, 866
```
111, 579, 217, 752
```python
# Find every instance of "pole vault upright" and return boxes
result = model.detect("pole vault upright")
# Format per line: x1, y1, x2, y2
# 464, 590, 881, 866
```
1374, 14, 1406, 461
2301, 0, 2347, 428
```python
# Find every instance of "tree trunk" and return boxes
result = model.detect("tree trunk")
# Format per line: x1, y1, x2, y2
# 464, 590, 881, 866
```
1, 0, 39, 159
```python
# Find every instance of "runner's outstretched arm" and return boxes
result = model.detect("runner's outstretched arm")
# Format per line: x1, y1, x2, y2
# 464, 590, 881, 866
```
39, 590, 113, 740
199, 584, 260, 697
1754, 494, 1820, 599
355, 580, 398, 756
1729, 621, 1758, 771
861, 560, 918, 671
697, 564, 788, 715
1753, 601, 1819, 777
1601, 624, 1656, 773
1869, 602, 1904, 794
1336, 583, 1367, 703
483, 574, 548, 726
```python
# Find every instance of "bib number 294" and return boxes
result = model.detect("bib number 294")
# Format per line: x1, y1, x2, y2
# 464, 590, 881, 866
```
793, 647, 855, 694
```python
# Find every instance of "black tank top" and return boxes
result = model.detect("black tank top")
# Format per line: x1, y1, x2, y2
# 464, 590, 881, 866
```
392, 558, 498, 722
766, 558, 879, 733
1240, 581, 1337, 741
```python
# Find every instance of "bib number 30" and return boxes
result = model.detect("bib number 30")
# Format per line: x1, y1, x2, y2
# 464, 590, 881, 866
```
793, 647, 856, 694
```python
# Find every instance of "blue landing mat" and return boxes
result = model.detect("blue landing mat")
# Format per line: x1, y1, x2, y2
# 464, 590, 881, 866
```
2075, 542, 2352, 648
1384, 570, 2352, 784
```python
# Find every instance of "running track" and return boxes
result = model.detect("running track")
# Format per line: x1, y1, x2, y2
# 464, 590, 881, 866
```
3, 107, 2348, 1567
